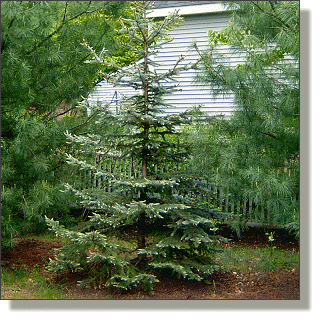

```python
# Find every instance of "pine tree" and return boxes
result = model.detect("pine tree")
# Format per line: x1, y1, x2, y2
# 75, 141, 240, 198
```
1, 1, 132, 248
1, 1, 130, 116
46, 1, 223, 292
188, 1, 299, 234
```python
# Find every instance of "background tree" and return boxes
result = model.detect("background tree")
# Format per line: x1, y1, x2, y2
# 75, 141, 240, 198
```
1, 1, 131, 117
187, 1, 299, 234
46, 1, 224, 292
1, 1, 133, 248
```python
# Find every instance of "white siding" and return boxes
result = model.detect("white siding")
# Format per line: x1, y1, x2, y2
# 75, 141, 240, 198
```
87, 10, 244, 116
87, 81, 138, 114
87, 7, 298, 117
152, 12, 239, 116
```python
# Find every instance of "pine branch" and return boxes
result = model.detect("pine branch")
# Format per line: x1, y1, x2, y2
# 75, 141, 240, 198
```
1, 16, 16, 54
260, 131, 277, 139
26, 2, 95, 55
68, 112, 99, 133
42, 104, 79, 122
251, 2, 292, 32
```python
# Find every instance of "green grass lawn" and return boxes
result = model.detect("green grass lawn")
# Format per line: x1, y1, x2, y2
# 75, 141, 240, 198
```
1, 263, 66, 299
214, 244, 299, 273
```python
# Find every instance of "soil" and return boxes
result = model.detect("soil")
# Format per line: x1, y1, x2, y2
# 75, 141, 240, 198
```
1, 227, 299, 300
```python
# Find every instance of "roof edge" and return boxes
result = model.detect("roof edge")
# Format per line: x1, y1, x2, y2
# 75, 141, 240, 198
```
147, 3, 229, 18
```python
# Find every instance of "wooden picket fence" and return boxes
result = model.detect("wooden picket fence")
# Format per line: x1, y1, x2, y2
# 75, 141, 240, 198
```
73, 157, 294, 226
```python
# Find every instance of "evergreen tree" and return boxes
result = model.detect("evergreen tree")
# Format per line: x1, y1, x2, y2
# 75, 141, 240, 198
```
1, 1, 130, 117
46, 2, 223, 292
188, 1, 299, 234
1, 1, 132, 248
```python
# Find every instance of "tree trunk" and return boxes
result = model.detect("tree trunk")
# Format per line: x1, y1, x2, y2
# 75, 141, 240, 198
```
138, 8, 149, 250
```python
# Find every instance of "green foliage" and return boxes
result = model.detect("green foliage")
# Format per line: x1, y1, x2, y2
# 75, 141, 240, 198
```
1, 1, 129, 115
1, 186, 23, 249
1, 1, 133, 249
0, 113, 81, 248
47, 2, 223, 292
208, 30, 231, 46
189, 1, 299, 233
45, 216, 160, 292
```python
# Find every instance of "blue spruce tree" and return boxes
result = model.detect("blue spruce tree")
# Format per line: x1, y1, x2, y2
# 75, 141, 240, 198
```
46, 2, 224, 292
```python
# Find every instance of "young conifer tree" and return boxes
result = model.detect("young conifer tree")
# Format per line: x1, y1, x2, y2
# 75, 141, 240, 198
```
46, 1, 223, 292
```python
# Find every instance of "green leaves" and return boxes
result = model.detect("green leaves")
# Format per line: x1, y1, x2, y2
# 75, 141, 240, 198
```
208, 30, 231, 46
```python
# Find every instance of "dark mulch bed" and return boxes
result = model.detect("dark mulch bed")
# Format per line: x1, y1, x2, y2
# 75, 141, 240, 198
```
1, 226, 299, 300
217, 224, 299, 250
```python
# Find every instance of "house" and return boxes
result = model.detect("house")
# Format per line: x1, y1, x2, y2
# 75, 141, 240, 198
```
87, 1, 238, 116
